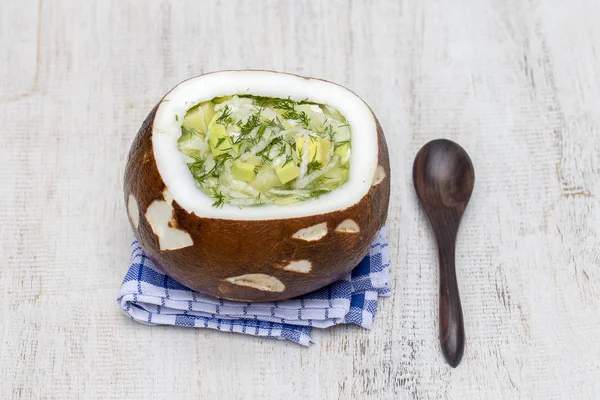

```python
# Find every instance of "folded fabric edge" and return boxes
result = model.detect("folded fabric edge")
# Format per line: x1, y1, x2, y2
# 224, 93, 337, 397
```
118, 297, 315, 346
117, 288, 389, 346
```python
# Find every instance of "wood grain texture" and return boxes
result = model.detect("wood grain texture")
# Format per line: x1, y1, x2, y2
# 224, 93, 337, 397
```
1, 0, 599, 398
413, 139, 476, 367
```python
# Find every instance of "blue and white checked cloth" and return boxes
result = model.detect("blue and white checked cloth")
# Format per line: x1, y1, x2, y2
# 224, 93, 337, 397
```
118, 228, 391, 346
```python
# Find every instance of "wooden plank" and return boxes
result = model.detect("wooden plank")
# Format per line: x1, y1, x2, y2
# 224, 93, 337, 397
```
0, 0, 599, 398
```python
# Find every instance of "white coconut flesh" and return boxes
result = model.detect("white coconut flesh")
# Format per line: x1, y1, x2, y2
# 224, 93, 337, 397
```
153, 71, 379, 220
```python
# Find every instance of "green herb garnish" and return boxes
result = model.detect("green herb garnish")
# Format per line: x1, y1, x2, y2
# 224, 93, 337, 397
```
215, 137, 227, 148
256, 125, 267, 142
241, 113, 262, 136
282, 154, 294, 166
216, 105, 233, 125
211, 189, 226, 208
307, 160, 322, 175
309, 189, 331, 199
187, 156, 206, 178
266, 117, 285, 130
334, 140, 350, 149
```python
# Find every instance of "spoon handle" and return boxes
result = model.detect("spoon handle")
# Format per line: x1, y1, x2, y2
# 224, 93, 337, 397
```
429, 207, 465, 368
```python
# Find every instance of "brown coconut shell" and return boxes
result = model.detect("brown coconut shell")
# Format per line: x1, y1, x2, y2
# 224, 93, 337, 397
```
124, 75, 390, 302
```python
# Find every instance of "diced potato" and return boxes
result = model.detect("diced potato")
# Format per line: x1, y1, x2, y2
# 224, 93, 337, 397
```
275, 163, 300, 184
231, 160, 256, 182
316, 138, 331, 165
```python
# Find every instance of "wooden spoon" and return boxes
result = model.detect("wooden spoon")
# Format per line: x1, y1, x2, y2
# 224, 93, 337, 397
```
412, 139, 475, 368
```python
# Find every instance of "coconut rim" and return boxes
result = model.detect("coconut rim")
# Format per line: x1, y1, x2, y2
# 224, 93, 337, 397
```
152, 70, 380, 220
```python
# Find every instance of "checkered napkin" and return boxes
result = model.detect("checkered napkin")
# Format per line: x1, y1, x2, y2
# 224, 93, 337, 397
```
117, 228, 391, 346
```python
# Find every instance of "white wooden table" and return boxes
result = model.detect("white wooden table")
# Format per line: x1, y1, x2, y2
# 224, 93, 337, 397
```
2, 0, 599, 398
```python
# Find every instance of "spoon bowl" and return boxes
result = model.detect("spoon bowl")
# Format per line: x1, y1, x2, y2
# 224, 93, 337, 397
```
413, 139, 474, 209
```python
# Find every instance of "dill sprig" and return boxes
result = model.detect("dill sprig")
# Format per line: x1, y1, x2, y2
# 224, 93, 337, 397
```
311, 176, 331, 187
258, 136, 282, 156
272, 97, 296, 111
255, 135, 283, 165
215, 105, 233, 125
282, 154, 294, 166
241, 113, 262, 136
260, 155, 272, 165
281, 109, 310, 128
307, 160, 322, 175
239, 96, 312, 128
195, 153, 232, 183
178, 126, 202, 145
334, 140, 350, 149
266, 117, 284, 130
181, 126, 201, 137
240, 95, 317, 108
187, 156, 206, 178
320, 124, 335, 140
309, 189, 331, 199
215, 137, 228, 149
297, 111, 310, 128
211, 189, 226, 208
255, 124, 267, 142
213, 153, 233, 170
233, 113, 263, 146
298, 98, 318, 105
272, 97, 311, 128
277, 142, 288, 157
